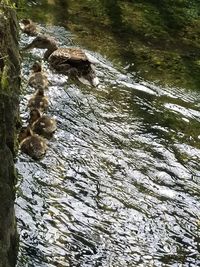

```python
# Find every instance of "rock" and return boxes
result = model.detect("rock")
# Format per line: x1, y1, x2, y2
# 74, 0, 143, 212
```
0, 3, 20, 267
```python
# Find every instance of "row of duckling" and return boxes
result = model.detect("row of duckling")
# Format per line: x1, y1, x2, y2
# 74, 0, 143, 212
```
20, 19, 99, 87
19, 16, 100, 159
18, 61, 57, 160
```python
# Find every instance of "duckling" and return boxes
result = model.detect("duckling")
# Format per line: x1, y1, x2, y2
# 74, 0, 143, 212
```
28, 86, 49, 111
23, 35, 99, 86
28, 61, 49, 89
19, 126, 47, 160
20, 19, 38, 36
29, 108, 57, 139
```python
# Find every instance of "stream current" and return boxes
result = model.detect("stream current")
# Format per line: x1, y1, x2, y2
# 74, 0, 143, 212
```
16, 24, 200, 267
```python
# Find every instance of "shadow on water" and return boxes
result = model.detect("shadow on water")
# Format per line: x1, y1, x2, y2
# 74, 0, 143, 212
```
20, 0, 200, 89
102, 0, 123, 29
137, 0, 200, 89
16, 1, 200, 267
101, 0, 200, 89
20, 0, 69, 25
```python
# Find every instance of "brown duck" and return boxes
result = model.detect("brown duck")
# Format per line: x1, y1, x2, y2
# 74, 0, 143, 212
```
23, 35, 99, 86
29, 108, 57, 139
28, 86, 49, 111
19, 126, 47, 160
20, 19, 37, 36
28, 61, 49, 89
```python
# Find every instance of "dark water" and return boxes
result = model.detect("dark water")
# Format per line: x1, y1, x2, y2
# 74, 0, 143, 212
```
16, 7, 200, 267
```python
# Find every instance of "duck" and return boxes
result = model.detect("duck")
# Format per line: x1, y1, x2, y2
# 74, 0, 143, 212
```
28, 86, 49, 111
28, 108, 57, 138
20, 19, 38, 36
28, 61, 49, 89
23, 35, 99, 86
19, 126, 47, 160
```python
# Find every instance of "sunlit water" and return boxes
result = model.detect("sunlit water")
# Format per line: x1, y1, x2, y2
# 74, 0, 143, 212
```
16, 24, 200, 267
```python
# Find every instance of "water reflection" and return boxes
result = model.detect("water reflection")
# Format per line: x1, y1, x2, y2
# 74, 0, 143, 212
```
16, 23, 200, 267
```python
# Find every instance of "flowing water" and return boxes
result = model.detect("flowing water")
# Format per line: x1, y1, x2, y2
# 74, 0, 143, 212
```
16, 11, 200, 267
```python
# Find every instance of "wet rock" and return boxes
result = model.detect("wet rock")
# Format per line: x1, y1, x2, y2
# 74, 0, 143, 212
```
0, 3, 20, 267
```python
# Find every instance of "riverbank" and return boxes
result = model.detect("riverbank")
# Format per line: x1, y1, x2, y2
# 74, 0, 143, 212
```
0, 2, 20, 266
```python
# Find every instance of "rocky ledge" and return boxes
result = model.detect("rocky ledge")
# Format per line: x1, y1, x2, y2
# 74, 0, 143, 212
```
0, 2, 20, 267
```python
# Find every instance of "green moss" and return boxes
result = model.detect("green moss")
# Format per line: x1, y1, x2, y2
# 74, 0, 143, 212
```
1, 65, 10, 92
0, 0, 16, 8
0, 2, 20, 267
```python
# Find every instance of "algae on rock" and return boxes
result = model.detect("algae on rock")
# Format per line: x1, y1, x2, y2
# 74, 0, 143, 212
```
0, 2, 20, 267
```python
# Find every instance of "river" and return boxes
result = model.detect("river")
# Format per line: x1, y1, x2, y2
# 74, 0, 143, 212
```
16, 1, 200, 266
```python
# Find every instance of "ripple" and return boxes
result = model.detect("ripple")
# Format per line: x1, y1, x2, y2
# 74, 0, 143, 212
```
16, 24, 200, 267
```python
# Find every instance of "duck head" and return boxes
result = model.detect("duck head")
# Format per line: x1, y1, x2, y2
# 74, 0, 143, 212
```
31, 61, 42, 73
18, 126, 33, 143
35, 86, 45, 96
21, 19, 32, 26
20, 19, 38, 36
23, 35, 58, 60
23, 35, 58, 51
29, 108, 41, 124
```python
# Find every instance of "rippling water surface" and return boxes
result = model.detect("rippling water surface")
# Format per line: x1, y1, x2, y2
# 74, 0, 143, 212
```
16, 24, 200, 267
